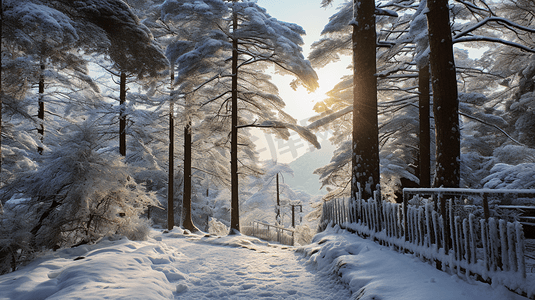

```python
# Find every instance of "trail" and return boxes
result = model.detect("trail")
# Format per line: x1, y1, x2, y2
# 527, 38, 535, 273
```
0, 228, 351, 300
159, 231, 351, 299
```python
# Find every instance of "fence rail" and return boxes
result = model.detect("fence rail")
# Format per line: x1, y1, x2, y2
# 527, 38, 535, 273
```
319, 188, 534, 299
251, 221, 295, 246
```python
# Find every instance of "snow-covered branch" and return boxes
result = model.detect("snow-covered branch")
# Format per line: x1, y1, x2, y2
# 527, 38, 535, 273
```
307, 106, 353, 131
459, 111, 525, 146
453, 36, 535, 53
454, 17, 535, 40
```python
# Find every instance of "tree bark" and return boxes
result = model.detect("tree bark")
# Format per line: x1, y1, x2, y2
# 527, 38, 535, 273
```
38, 64, 45, 155
182, 121, 196, 231
351, 0, 380, 201
230, 4, 240, 234
418, 63, 431, 188
427, 0, 460, 188
1, 4, 3, 173
168, 68, 175, 230
119, 72, 126, 157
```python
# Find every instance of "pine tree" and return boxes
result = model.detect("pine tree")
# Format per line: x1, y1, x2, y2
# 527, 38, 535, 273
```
427, 0, 459, 188
351, 0, 380, 200
159, 0, 319, 233
1, 0, 169, 267
308, 1, 419, 200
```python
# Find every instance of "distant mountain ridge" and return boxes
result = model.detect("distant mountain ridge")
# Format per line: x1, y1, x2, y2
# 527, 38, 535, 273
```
284, 142, 336, 196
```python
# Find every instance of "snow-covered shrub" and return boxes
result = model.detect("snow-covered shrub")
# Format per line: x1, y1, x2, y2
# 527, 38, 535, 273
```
1, 121, 157, 255
0, 198, 35, 274
482, 162, 535, 189
294, 224, 315, 246
493, 145, 535, 165
208, 217, 229, 236
116, 216, 153, 241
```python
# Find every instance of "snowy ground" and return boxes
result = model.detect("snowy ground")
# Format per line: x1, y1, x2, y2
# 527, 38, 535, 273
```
301, 226, 529, 300
0, 227, 350, 300
0, 226, 530, 300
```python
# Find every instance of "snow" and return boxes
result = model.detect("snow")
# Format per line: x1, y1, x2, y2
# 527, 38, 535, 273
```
1, 226, 531, 300
4, 0, 79, 49
0, 228, 349, 300
300, 226, 528, 300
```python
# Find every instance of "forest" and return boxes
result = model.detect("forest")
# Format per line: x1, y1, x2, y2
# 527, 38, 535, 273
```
1, 0, 534, 277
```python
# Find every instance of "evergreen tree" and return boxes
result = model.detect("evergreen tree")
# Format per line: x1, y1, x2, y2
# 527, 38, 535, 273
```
159, 0, 319, 233
1, 0, 169, 271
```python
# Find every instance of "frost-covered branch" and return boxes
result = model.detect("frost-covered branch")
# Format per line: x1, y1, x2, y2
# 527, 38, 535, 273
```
453, 36, 535, 53
455, 17, 535, 40
307, 106, 353, 131
459, 111, 525, 146
455, 0, 493, 16
242, 120, 321, 149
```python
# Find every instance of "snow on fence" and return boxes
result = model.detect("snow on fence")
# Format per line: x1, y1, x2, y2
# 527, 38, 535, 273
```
319, 189, 535, 299
251, 221, 294, 246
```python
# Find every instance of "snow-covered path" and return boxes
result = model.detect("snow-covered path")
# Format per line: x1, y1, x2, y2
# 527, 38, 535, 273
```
2, 226, 530, 300
162, 232, 351, 299
0, 228, 351, 300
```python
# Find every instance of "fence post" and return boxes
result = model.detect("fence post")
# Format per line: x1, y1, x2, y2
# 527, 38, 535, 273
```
439, 194, 449, 254
488, 218, 498, 272
480, 218, 489, 275
454, 216, 462, 273
418, 208, 425, 246
515, 222, 526, 278
335, 199, 339, 225
375, 190, 382, 232
449, 200, 456, 262
403, 194, 408, 242
483, 193, 490, 220
507, 222, 517, 272
470, 214, 477, 264
500, 220, 508, 271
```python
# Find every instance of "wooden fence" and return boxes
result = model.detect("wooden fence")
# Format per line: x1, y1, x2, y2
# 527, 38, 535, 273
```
251, 221, 295, 246
319, 189, 534, 299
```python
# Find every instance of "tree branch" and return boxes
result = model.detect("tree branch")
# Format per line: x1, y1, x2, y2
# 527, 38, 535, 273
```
453, 35, 535, 53
459, 111, 525, 146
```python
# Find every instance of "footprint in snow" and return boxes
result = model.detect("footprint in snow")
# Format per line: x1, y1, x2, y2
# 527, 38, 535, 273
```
241, 284, 255, 290
175, 283, 188, 294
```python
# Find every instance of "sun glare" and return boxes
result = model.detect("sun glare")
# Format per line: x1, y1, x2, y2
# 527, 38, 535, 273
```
252, 58, 351, 163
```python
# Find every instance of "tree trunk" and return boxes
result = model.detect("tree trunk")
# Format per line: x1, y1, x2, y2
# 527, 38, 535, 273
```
1, 5, 3, 173
182, 121, 196, 231
38, 63, 45, 155
119, 72, 126, 157
351, 0, 380, 201
418, 63, 431, 188
168, 68, 175, 231
230, 4, 240, 234
427, 0, 460, 188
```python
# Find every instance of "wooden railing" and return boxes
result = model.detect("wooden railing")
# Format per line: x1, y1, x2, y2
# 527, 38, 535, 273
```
251, 221, 295, 246
319, 189, 535, 299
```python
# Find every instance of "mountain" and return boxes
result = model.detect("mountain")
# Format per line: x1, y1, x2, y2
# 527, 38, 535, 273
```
284, 141, 337, 196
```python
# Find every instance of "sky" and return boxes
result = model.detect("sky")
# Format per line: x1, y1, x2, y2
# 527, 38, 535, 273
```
0, 226, 529, 299
256, 0, 350, 118
250, 0, 352, 163
249, 0, 487, 164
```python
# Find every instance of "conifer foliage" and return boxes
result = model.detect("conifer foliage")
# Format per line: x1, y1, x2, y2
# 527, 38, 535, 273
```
159, 0, 319, 233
